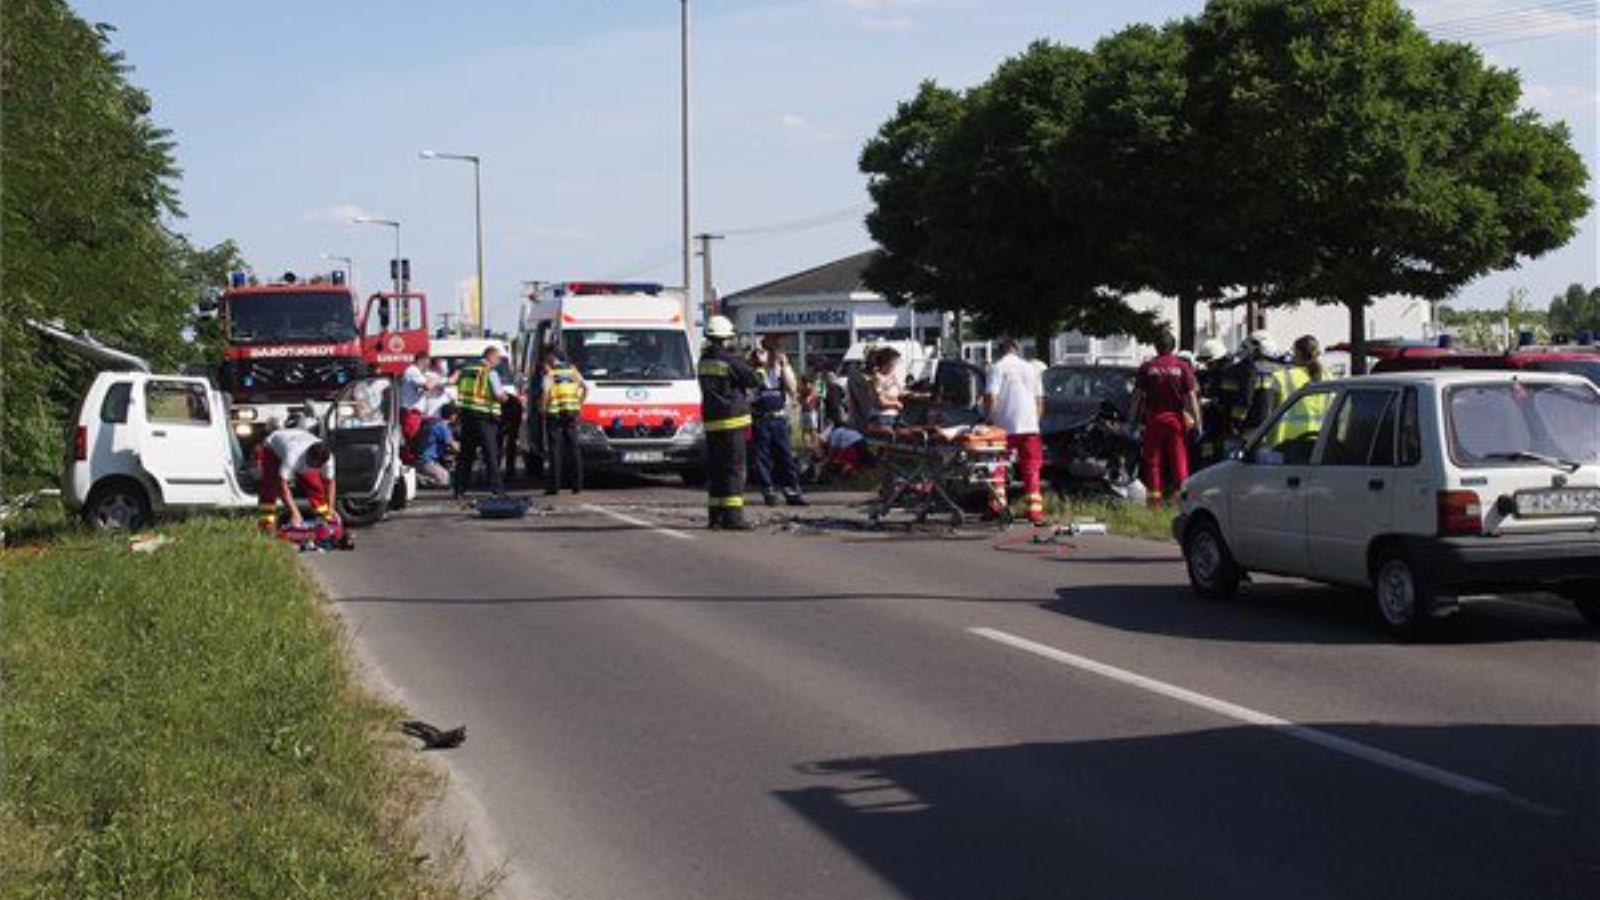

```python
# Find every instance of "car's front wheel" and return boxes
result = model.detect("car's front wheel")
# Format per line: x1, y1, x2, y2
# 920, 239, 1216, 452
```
1372, 550, 1435, 640
1183, 517, 1241, 601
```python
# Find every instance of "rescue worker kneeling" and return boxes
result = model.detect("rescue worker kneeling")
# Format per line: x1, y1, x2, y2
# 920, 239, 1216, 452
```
698, 315, 760, 530
257, 426, 337, 536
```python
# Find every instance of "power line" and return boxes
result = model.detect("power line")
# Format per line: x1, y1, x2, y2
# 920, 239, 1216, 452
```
1421, 0, 1593, 32
720, 203, 870, 237
1421, 0, 1596, 39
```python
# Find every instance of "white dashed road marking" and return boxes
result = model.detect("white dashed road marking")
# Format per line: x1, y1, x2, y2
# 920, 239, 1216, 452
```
582, 503, 695, 541
970, 626, 1561, 817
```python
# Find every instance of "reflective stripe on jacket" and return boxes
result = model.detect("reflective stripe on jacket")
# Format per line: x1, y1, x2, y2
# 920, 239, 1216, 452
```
698, 346, 758, 431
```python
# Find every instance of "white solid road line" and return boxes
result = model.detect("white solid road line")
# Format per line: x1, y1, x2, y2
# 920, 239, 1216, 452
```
970, 627, 1562, 817
581, 503, 695, 541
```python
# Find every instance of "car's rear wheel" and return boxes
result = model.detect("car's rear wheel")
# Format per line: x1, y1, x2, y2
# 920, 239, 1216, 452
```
1183, 517, 1240, 601
85, 481, 151, 532
1373, 550, 1435, 640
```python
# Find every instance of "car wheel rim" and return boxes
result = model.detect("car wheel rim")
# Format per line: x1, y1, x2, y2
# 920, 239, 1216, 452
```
1191, 531, 1221, 586
1378, 561, 1415, 625
97, 495, 139, 530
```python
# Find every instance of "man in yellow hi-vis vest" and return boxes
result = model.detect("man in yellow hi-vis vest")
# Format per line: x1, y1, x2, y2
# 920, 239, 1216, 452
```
450, 345, 516, 498
541, 347, 589, 496
697, 316, 760, 530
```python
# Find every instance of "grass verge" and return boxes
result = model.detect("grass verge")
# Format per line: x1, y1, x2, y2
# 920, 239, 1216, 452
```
1034, 494, 1178, 542
1, 517, 470, 899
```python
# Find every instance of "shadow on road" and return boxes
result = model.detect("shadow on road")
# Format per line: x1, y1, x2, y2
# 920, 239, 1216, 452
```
1043, 582, 1594, 645
333, 591, 1050, 606
777, 724, 1599, 900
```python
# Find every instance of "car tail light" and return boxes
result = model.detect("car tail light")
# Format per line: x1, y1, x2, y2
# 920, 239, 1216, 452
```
73, 425, 87, 462
1437, 490, 1483, 535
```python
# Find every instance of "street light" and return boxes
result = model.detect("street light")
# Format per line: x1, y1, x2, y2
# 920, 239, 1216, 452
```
420, 150, 485, 334
680, 0, 693, 327
321, 253, 355, 288
351, 216, 402, 293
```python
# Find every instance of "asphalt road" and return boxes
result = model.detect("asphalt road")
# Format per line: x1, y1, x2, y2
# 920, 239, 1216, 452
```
310, 478, 1600, 900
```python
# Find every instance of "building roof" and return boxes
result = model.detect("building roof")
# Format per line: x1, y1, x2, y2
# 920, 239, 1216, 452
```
724, 250, 879, 303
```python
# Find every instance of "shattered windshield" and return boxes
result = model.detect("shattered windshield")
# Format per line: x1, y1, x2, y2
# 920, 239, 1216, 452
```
227, 291, 358, 344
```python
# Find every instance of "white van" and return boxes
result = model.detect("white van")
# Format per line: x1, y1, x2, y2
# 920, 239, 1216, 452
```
517, 282, 704, 481
63, 371, 413, 529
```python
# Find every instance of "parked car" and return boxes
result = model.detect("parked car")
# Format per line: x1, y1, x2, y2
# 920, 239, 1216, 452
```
63, 371, 412, 530
1040, 364, 1139, 492
1175, 370, 1600, 638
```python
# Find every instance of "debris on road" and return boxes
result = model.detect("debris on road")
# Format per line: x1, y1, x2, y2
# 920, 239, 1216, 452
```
400, 719, 467, 750
128, 532, 174, 554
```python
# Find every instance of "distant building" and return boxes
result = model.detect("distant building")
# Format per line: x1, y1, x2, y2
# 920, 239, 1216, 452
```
726, 250, 1435, 371
722, 251, 944, 371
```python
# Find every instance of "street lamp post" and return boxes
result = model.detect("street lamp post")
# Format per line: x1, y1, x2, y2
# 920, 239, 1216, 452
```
321, 253, 355, 288
421, 151, 485, 335
351, 216, 402, 293
680, 0, 693, 327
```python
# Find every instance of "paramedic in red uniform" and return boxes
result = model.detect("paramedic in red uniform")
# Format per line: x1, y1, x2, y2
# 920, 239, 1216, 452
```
1130, 330, 1201, 507
257, 426, 336, 533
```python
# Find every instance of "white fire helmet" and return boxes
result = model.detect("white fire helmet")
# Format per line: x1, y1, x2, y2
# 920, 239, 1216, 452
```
705, 315, 736, 340
1197, 338, 1228, 362
1243, 330, 1279, 358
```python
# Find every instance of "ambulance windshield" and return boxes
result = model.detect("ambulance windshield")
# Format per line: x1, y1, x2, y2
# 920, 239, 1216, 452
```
561, 329, 692, 381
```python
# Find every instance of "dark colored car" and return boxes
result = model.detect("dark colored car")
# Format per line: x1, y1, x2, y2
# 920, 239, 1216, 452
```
1040, 364, 1139, 489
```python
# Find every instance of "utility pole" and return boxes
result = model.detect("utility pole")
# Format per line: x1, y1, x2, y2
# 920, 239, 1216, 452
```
680, 0, 694, 327
694, 233, 723, 324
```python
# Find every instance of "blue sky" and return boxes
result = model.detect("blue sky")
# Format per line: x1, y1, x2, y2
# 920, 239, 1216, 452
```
71, 0, 1597, 331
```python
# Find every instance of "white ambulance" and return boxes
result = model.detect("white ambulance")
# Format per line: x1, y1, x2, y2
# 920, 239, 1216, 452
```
516, 282, 705, 482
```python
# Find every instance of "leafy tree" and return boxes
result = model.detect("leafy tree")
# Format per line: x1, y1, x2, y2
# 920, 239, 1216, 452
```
1079, 22, 1229, 352
1184, 0, 1591, 372
860, 82, 968, 318
862, 42, 1160, 359
1, 0, 241, 491
1548, 283, 1600, 339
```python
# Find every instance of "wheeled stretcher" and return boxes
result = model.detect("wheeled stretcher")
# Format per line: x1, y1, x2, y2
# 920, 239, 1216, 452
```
864, 426, 1012, 527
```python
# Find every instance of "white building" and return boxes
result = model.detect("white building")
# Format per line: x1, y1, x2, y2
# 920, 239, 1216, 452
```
1053, 290, 1436, 368
727, 251, 1436, 371
723, 251, 944, 371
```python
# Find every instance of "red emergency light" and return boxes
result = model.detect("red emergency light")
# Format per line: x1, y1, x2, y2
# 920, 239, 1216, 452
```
558, 282, 664, 297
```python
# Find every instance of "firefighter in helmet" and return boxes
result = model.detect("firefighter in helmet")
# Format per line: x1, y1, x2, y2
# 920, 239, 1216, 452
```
697, 315, 760, 529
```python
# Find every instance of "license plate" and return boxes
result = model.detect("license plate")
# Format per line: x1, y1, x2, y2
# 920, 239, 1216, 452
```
1515, 488, 1600, 517
622, 451, 666, 464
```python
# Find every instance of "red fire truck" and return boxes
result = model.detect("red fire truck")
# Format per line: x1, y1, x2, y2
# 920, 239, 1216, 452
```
214, 271, 428, 443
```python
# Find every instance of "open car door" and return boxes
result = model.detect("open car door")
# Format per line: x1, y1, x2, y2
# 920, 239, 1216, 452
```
360, 292, 430, 378
324, 377, 400, 526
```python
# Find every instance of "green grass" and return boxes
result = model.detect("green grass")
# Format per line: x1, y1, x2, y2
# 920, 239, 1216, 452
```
1033, 494, 1179, 542
1, 518, 472, 899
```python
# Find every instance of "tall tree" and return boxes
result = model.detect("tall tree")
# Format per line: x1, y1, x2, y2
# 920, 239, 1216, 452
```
1548, 283, 1600, 338
1, 0, 240, 490
862, 43, 1160, 360
1079, 21, 1228, 352
1185, 0, 1591, 372
860, 82, 969, 317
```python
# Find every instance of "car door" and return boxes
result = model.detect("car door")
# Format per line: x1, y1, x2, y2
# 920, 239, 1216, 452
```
325, 377, 398, 504
138, 377, 235, 505
1305, 387, 1401, 585
1228, 387, 1337, 574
